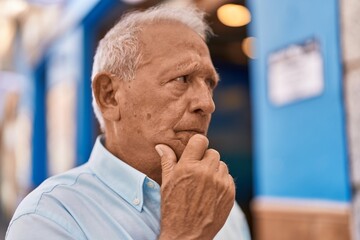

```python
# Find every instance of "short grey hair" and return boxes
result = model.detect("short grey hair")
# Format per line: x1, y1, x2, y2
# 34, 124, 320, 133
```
91, 3, 213, 131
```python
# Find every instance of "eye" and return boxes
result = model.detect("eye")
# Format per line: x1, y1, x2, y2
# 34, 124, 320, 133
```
174, 76, 188, 84
206, 78, 217, 90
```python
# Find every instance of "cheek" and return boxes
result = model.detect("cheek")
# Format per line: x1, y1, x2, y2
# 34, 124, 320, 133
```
140, 104, 184, 136
144, 108, 179, 129
125, 87, 187, 132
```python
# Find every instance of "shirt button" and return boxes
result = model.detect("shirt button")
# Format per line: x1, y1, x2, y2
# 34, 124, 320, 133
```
133, 198, 140, 205
147, 181, 155, 188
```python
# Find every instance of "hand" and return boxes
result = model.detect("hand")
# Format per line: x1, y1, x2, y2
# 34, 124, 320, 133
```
155, 134, 235, 240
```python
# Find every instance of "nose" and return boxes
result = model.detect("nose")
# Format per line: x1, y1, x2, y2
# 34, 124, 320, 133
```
188, 82, 215, 115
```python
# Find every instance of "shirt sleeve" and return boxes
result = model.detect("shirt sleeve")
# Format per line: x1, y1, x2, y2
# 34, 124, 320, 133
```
214, 201, 252, 240
6, 213, 85, 240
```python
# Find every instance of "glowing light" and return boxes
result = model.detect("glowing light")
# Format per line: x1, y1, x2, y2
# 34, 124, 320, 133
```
242, 37, 256, 59
217, 4, 251, 27
0, 0, 28, 18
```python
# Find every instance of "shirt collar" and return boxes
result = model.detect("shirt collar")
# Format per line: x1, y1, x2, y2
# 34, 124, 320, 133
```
88, 135, 149, 212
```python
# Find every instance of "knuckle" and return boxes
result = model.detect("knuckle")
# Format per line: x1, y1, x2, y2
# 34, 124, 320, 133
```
206, 149, 220, 159
220, 161, 226, 166
229, 177, 236, 193
219, 161, 228, 171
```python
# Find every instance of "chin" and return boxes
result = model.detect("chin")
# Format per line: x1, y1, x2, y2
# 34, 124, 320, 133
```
172, 131, 207, 159
162, 139, 185, 160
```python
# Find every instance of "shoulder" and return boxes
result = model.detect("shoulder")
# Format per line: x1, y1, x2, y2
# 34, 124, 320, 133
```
12, 164, 93, 217
7, 164, 96, 238
6, 212, 85, 240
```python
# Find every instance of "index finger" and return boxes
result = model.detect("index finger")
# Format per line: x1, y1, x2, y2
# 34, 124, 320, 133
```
179, 134, 209, 162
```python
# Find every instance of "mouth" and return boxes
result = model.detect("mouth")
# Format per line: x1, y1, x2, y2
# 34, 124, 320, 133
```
176, 128, 206, 135
174, 128, 206, 145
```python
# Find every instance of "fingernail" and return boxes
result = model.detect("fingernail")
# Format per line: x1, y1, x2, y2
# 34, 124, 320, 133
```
155, 145, 163, 157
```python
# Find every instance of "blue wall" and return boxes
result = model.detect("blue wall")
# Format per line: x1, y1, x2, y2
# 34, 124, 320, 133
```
31, 60, 48, 186
30, 0, 123, 184
249, 0, 350, 202
208, 62, 253, 204
76, 0, 124, 165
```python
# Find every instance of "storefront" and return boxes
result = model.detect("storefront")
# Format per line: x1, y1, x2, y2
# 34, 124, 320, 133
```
1, 0, 358, 239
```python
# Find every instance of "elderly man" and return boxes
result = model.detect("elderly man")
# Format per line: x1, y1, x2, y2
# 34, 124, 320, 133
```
6, 4, 250, 240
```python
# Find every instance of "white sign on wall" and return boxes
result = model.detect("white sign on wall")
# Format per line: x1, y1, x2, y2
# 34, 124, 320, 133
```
268, 39, 324, 106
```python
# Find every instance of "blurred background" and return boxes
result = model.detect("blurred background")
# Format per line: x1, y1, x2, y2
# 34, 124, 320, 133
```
0, 0, 359, 239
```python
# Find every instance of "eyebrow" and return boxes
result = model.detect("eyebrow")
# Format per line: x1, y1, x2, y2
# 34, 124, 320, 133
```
175, 60, 220, 83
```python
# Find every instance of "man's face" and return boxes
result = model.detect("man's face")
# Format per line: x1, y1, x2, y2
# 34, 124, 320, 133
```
117, 21, 218, 159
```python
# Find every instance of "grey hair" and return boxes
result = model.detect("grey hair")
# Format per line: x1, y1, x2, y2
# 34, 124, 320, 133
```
91, 3, 213, 131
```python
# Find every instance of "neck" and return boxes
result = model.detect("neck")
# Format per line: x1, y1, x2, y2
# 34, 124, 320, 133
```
104, 133, 163, 185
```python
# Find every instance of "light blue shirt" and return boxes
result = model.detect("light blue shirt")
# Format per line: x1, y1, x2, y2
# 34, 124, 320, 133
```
6, 136, 250, 240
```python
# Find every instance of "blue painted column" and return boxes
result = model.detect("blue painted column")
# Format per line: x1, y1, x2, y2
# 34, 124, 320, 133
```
248, 0, 350, 202
31, 60, 48, 187
76, 0, 123, 165
75, 28, 94, 166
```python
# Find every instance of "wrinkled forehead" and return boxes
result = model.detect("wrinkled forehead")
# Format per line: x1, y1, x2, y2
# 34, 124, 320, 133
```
137, 20, 214, 69
139, 19, 206, 39
141, 21, 209, 54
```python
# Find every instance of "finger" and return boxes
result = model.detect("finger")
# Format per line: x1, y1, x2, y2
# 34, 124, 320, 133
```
229, 175, 235, 190
202, 149, 220, 171
228, 175, 236, 199
218, 161, 229, 175
155, 144, 177, 184
180, 134, 209, 162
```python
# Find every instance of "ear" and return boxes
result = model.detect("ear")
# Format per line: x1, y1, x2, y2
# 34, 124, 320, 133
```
92, 72, 121, 122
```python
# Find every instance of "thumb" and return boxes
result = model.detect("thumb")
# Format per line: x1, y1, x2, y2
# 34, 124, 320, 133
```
155, 144, 177, 183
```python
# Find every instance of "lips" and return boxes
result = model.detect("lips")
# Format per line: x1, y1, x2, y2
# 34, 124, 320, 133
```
176, 129, 205, 135
173, 125, 207, 147
173, 119, 209, 135
174, 127, 206, 135
173, 119, 210, 141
